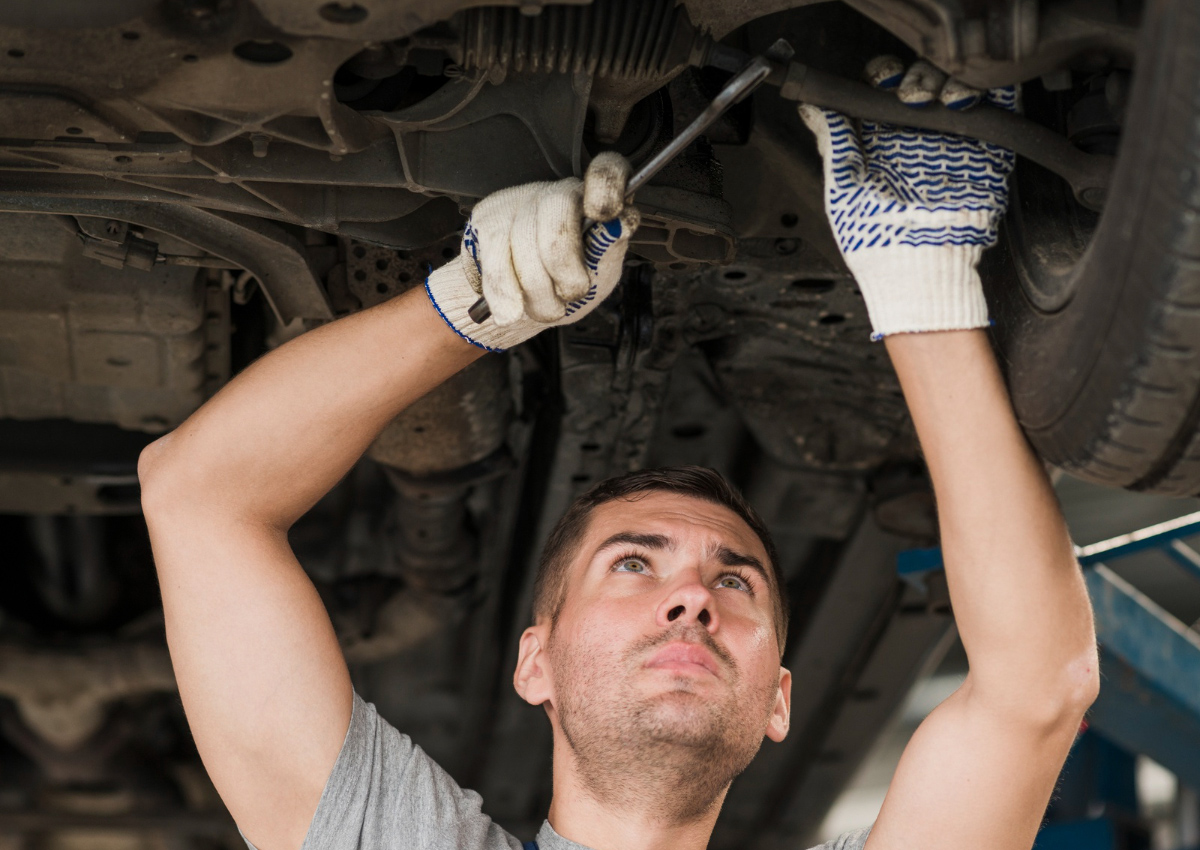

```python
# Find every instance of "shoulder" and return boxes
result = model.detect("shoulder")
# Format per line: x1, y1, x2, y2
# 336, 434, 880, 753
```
807, 826, 872, 850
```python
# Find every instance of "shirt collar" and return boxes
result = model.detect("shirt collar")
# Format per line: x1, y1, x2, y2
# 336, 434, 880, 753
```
535, 820, 596, 850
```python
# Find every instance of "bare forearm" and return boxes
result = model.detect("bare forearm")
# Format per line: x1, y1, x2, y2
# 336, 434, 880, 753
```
142, 286, 482, 526
885, 330, 1097, 710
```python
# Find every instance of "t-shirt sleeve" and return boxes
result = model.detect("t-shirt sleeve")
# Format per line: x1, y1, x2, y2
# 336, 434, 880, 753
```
806, 826, 872, 850
243, 691, 522, 850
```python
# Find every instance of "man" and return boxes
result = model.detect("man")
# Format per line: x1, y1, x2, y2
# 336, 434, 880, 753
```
139, 60, 1099, 850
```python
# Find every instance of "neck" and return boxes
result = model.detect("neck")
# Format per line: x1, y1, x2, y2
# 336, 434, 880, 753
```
545, 726, 727, 850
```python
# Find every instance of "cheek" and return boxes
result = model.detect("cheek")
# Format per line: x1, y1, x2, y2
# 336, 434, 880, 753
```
724, 616, 780, 679
552, 595, 642, 667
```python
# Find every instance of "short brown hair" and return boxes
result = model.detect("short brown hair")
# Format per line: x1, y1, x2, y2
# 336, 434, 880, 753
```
532, 466, 788, 652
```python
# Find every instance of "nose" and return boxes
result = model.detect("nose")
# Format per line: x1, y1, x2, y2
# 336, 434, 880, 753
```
655, 571, 719, 634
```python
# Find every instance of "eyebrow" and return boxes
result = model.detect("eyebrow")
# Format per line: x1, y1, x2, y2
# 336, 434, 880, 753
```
595, 531, 675, 555
593, 532, 772, 589
711, 544, 769, 585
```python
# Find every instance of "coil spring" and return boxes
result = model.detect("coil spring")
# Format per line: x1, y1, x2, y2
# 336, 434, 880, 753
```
459, 0, 694, 80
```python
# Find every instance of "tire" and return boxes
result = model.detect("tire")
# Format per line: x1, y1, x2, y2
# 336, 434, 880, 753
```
984, 0, 1200, 496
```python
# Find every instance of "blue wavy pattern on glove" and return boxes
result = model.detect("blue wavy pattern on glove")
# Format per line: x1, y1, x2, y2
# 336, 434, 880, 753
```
825, 86, 1018, 253
463, 221, 481, 272
564, 218, 622, 318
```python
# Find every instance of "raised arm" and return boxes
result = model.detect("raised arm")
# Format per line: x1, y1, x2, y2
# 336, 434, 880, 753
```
871, 330, 1097, 850
138, 156, 638, 850
140, 289, 482, 849
799, 60, 1098, 850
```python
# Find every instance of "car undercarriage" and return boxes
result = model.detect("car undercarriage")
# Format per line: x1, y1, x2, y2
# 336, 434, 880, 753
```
2, 0, 1192, 846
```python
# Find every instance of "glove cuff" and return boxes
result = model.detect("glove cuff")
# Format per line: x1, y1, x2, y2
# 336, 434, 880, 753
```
425, 259, 538, 353
848, 245, 990, 339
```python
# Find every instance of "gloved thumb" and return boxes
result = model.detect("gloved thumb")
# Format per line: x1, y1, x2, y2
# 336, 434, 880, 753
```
583, 151, 631, 222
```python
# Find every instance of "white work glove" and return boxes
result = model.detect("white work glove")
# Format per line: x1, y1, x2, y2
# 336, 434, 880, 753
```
425, 152, 641, 352
799, 57, 1018, 339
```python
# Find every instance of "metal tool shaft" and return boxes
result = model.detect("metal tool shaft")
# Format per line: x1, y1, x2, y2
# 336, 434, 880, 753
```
466, 55, 773, 325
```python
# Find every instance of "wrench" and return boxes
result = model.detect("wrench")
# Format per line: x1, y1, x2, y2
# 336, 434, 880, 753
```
466, 53, 774, 324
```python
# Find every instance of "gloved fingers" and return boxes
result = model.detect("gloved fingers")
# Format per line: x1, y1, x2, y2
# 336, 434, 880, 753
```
940, 77, 983, 110
986, 85, 1020, 113
866, 55, 990, 112
864, 55, 905, 90
459, 222, 483, 295
478, 222, 526, 327
511, 191, 566, 323
896, 60, 946, 106
537, 180, 591, 303
798, 104, 865, 188
582, 151, 631, 222
560, 206, 639, 318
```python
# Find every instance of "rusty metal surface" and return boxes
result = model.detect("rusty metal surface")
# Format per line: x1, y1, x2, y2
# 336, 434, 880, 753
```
0, 214, 224, 433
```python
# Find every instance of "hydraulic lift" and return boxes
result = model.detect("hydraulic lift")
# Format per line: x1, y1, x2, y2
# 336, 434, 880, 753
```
898, 512, 1200, 850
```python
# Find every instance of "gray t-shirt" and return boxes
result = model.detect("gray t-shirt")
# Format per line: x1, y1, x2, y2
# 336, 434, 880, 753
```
244, 692, 872, 850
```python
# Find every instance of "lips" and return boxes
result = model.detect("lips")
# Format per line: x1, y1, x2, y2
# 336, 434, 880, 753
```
645, 641, 720, 677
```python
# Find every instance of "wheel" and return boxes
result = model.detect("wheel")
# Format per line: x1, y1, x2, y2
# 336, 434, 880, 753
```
985, 0, 1200, 496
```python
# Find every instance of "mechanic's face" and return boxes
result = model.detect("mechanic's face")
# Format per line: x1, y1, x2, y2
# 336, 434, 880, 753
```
514, 492, 791, 818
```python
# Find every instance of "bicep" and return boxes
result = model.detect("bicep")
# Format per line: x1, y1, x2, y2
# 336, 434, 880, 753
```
148, 514, 352, 850
866, 681, 1079, 850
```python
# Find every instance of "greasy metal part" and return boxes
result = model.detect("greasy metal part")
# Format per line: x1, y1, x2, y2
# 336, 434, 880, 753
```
839, 0, 1138, 88
366, 342, 511, 476
456, 0, 708, 143
0, 213, 219, 433
252, 0, 592, 41
0, 639, 176, 750
458, 0, 700, 80
465, 51, 774, 324
347, 235, 514, 594
368, 354, 511, 591
27, 516, 118, 627
0, 472, 142, 514
776, 59, 1114, 208
626, 184, 737, 266
0, 0, 1127, 247
336, 587, 460, 665
384, 477, 477, 594
0, 200, 331, 324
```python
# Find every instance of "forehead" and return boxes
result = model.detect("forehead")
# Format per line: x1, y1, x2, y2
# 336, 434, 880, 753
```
579, 491, 767, 560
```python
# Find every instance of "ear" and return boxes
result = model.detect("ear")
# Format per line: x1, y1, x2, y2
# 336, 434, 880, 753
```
513, 623, 554, 707
765, 666, 792, 743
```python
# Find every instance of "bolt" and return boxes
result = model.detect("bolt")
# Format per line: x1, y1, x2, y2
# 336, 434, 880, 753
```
1079, 187, 1106, 210
774, 238, 798, 256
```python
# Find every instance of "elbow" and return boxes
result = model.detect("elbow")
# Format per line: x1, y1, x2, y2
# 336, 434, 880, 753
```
1026, 646, 1101, 733
138, 433, 184, 517
1063, 644, 1102, 715
971, 644, 1100, 735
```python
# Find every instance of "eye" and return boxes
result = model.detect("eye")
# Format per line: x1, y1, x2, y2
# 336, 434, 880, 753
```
716, 573, 751, 592
613, 556, 649, 574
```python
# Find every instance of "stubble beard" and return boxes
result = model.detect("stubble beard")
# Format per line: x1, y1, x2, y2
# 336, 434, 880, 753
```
549, 624, 778, 825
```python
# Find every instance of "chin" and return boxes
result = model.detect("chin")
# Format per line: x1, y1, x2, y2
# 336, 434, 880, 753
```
636, 690, 728, 746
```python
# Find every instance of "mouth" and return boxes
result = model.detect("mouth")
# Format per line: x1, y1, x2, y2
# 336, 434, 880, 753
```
644, 641, 721, 677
